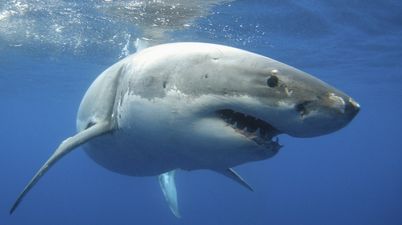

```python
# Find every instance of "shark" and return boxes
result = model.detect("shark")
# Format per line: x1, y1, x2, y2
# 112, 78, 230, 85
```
10, 42, 360, 217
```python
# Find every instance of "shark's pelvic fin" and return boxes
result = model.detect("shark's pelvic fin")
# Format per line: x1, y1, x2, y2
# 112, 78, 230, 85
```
159, 170, 180, 218
10, 121, 114, 214
217, 168, 254, 192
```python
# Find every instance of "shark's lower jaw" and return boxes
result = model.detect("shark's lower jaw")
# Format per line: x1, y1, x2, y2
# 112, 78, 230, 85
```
216, 109, 283, 151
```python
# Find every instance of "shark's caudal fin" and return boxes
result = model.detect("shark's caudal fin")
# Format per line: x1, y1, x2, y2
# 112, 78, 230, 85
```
10, 121, 113, 214
159, 170, 180, 218
217, 168, 254, 192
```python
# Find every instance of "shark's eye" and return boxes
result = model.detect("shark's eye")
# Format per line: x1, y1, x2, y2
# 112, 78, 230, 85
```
267, 75, 279, 88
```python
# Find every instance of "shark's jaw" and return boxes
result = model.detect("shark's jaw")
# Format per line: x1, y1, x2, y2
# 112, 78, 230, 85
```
215, 109, 283, 152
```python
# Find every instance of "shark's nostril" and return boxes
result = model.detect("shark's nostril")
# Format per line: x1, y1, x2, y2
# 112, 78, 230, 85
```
295, 101, 312, 117
295, 103, 306, 115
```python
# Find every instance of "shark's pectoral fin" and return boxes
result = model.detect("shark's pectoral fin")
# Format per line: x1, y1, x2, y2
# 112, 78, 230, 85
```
159, 170, 180, 218
10, 121, 114, 214
216, 168, 254, 192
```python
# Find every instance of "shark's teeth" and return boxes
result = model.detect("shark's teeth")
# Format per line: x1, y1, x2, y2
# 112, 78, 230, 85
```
216, 109, 282, 150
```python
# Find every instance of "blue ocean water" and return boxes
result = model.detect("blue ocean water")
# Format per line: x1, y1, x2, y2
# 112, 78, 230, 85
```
1, 1, 401, 225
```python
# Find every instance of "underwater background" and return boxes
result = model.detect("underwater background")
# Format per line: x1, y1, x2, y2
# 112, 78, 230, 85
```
0, 0, 401, 224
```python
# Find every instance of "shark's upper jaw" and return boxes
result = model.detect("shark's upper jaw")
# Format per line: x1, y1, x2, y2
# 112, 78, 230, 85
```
216, 109, 283, 151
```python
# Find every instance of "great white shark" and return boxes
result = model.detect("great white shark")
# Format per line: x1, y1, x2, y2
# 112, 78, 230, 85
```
10, 42, 360, 217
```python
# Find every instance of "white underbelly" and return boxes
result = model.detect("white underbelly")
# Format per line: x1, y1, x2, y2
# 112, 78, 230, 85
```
83, 123, 273, 176
82, 93, 277, 176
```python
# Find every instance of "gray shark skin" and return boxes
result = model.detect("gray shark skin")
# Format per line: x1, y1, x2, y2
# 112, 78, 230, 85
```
10, 42, 359, 216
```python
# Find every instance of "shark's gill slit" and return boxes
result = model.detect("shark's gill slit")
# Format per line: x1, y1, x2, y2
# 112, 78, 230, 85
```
85, 121, 96, 129
216, 109, 282, 149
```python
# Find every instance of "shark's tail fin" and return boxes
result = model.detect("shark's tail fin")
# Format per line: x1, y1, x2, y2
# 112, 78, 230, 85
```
10, 121, 113, 214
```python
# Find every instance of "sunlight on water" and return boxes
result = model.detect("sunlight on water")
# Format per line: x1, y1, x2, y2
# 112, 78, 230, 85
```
0, 0, 235, 58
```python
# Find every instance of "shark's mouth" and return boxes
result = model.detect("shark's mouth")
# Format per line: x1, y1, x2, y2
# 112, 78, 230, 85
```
216, 109, 282, 150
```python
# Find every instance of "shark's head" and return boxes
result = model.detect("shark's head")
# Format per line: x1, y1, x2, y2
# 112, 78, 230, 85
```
141, 43, 361, 150
214, 61, 361, 138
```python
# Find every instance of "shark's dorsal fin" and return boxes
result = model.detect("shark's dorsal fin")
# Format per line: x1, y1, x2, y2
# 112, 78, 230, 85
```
159, 170, 180, 218
217, 168, 254, 192
10, 121, 114, 214
135, 38, 151, 52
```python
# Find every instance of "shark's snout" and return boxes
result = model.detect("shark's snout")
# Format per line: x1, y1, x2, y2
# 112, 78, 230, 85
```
281, 91, 360, 138
345, 97, 360, 119
325, 93, 360, 121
